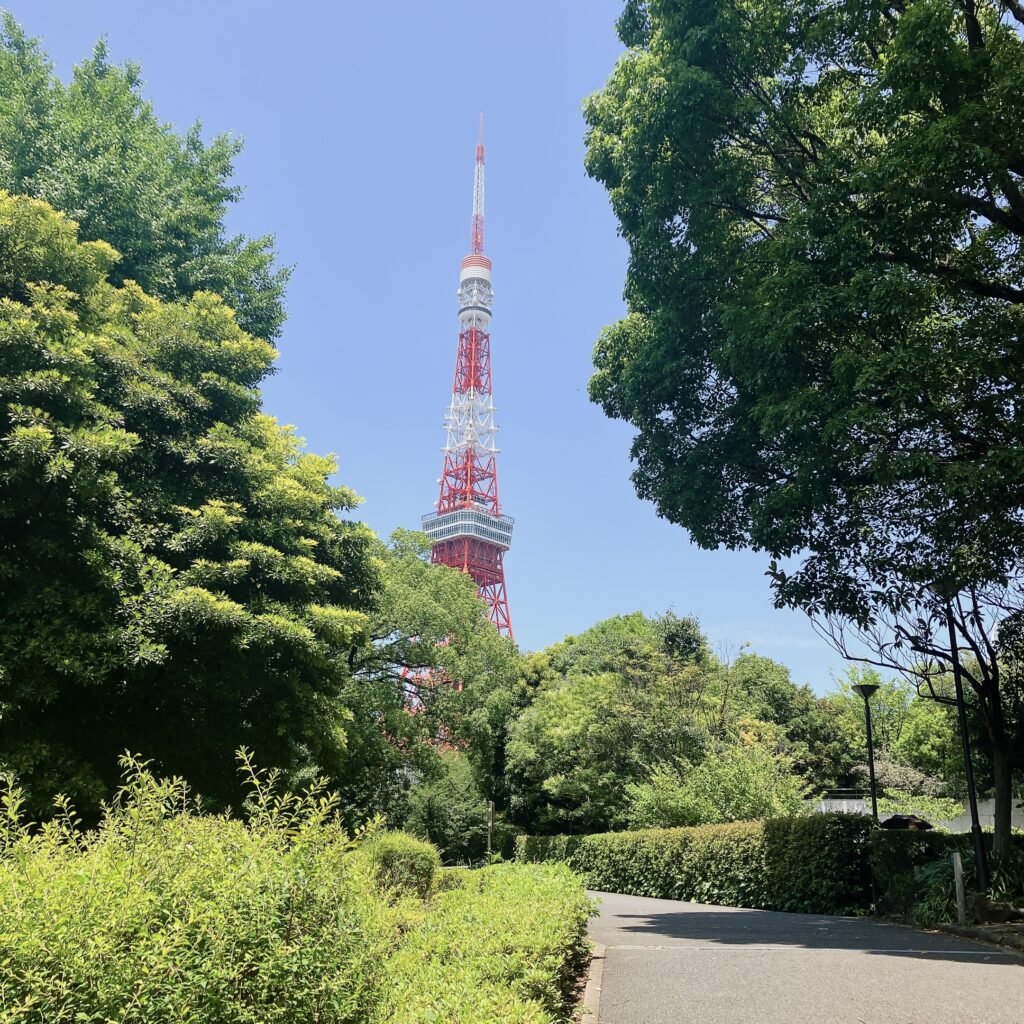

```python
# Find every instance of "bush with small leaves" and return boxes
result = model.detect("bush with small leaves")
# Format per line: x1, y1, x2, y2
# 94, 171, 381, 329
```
517, 814, 875, 915
360, 830, 441, 900
0, 754, 397, 1023
373, 862, 594, 1024
0, 754, 593, 1024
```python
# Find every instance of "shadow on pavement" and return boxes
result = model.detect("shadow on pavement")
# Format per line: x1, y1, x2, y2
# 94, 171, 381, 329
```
609, 905, 1024, 964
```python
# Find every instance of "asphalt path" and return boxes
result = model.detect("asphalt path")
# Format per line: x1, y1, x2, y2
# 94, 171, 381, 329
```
588, 890, 1024, 1024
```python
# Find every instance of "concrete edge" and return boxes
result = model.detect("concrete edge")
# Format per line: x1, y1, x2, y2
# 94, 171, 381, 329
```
938, 922, 1024, 955
581, 941, 606, 1021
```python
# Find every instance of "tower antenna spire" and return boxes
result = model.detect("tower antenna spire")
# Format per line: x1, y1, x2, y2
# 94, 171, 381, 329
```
471, 113, 485, 255
421, 117, 514, 637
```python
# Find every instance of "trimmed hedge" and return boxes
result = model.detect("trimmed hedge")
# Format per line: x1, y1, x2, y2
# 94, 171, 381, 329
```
360, 830, 441, 900
517, 814, 875, 914
373, 863, 593, 1024
517, 817, 1024, 921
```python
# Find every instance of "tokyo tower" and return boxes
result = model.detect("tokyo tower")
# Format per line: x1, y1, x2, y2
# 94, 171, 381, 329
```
421, 118, 514, 637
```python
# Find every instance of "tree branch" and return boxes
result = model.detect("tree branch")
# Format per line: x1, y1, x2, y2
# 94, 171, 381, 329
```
876, 249, 1024, 304
1000, 0, 1024, 27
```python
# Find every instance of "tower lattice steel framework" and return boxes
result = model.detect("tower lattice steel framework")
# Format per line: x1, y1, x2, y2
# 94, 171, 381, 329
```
421, 118, 514, 637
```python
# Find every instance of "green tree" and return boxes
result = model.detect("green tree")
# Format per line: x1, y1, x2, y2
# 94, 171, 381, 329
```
341, 530, 520, 821
781, 696, 860, 789
893, 695, 967, 795
585, 0, 1024, 856
0, 15, 288, 340
834, 668, 915, 752
0, 193, 375, 814
547, 611, 662, 676
713, 653, 861, 790
626, 740, 809, 829
503, 612, 870, 830
505, 613, 713, 832
404, 750, 490, 864
506, 673, 640, 833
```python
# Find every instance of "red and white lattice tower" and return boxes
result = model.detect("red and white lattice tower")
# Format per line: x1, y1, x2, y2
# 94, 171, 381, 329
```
421, 117, 514, 637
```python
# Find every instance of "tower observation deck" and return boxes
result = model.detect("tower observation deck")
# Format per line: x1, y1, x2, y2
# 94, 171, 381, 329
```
421, 118, 513, 636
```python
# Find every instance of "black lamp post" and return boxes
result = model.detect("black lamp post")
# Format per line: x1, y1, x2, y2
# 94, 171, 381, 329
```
852, 682, 880, 823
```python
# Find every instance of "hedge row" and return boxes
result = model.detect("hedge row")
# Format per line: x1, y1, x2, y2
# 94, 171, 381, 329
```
516, 814, 876, 914
0, 764, 591, 1024
374, 863, 593, 1023
516, 816, 1024, 919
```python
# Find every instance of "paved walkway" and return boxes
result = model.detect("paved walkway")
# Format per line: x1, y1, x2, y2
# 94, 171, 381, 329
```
588, 890, 1024, 1024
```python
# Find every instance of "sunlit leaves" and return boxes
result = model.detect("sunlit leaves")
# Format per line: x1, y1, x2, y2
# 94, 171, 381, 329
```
0, 194, 377, 814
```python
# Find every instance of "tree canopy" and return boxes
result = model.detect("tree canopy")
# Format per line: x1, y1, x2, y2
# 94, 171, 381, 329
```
503, 612, 869, 833
0, 14, 288, 341
0, 192, 372, 813
586, 0, 1024, 618
339, 530, 520, 826
585, 0, 1024, 854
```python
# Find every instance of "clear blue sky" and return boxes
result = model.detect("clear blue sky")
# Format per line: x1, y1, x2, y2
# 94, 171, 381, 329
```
15, 0, 855, 691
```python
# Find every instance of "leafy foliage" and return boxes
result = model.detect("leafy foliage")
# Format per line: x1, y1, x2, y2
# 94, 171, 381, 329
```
875, 790, 965, 823
0, 14, 288, 340
518, 813, 875, 914
372, 863, 593, 1024
586, 0, 1024, 616
869, 827, 1024, 921
503, 612, 867, 833
0, 755, 399, 1023
338, 530, 520, 827
358, 830, 441, 901
0, 758, 593, 1024
404, 751, 494, 865
893, 695, 967, 794
584, 0, 1024, 852
0, 192, 376, 813
547, 610, 706, 675
626, 741, 809, 829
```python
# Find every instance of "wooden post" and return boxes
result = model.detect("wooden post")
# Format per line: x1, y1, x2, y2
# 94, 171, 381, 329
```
952, 850, 967, 925
487, 800, 494, 858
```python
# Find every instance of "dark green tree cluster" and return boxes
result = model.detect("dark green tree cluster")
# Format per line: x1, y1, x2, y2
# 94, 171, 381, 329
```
0, 188, 516, 824
0, 191, 376, 812
341, 530, 518, 829
585, 0, 1024, 855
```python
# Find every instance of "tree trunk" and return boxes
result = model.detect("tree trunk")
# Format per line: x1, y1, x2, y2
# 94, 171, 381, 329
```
990, 741, 1014, 863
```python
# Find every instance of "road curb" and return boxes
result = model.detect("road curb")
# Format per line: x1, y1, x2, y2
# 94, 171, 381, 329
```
938, 922, 1024, 955
582, 941, 606, 1020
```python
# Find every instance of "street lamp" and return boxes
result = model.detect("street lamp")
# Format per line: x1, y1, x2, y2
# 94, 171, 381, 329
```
851, 682, 880, 823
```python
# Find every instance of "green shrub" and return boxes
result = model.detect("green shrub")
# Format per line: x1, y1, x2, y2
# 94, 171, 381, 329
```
403, 751, 489, 865
762, 815, 875, 914
435, 866, 470, 892
869, 829, 1024, 919
626, 746, 809, 829
516, 833, 583, 865
875, 790, 965, 823
360, 831, 441, 900
517, 814, 874, 914
910, 859, 960, 928
0, 757, 399, 1024
0, 758, 591, 1024
372, 863, 594, 1024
